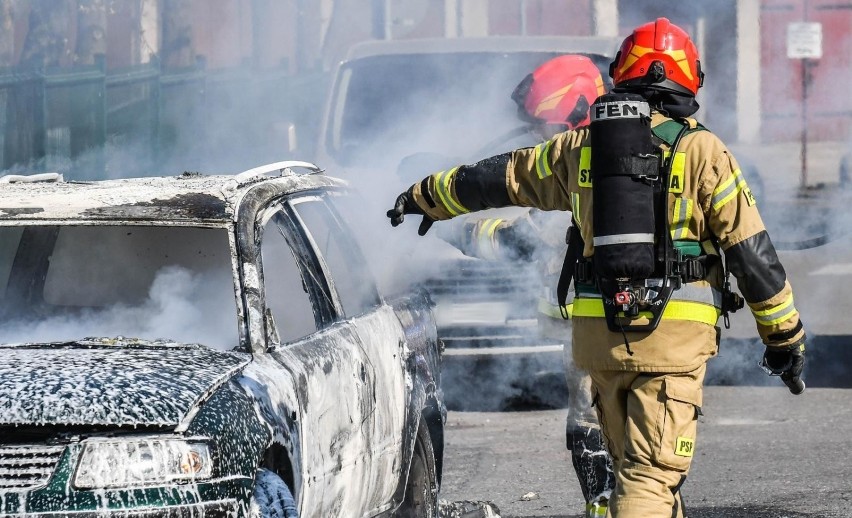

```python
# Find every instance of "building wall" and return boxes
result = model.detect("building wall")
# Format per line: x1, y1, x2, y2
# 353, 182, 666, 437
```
760, 0, 852, 142
8, 0, 848, 145
487, 0, 594, 36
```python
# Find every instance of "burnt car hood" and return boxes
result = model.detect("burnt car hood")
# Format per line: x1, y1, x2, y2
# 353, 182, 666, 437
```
0, 339, 251, 428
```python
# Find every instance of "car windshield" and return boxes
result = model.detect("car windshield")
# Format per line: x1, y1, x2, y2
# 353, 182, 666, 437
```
326, 51, 612, 169
0, 225, 238, 349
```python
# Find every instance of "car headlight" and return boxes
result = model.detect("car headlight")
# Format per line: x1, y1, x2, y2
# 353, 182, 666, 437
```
73, 437, 213, 489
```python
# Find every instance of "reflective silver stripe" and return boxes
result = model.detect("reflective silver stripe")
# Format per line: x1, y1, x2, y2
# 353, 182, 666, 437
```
576, 290, 599, 300
593, 233, 654, 246
435, 167, 468, 216
711, 168, 746, 211
571, 192, 581, 225
670, 198, 693, 240
476, 218, 502, 261
672, 284, 722, 308
535, 141, 554, 179
751, 295, 797, 326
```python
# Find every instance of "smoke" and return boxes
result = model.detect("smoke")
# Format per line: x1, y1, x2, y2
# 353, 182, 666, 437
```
1, 2, 850, 407
0, 265, 239, 349
0, 224, 239, 350
325, 47, 564, 303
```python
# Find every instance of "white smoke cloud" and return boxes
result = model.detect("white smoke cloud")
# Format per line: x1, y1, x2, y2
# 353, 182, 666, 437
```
4, 3, 850, 407
1, 266, 239, 350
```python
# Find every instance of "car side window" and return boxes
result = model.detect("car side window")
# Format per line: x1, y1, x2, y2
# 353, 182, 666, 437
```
260, 211, 321, 344
290, 196, 381, 318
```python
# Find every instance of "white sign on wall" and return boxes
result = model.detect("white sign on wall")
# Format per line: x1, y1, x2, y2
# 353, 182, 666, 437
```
787, 22, 823, 59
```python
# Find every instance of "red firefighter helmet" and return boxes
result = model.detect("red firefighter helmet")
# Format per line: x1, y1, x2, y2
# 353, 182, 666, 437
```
511, 54, 606, 130
609, 17, 704, 96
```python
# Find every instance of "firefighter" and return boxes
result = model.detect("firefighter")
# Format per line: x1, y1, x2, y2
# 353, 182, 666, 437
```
387, 18, 806, 518
446, 54, 615, 518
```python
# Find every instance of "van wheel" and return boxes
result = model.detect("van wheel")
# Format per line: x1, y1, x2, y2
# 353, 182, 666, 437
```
249, 468, 298, 518
393, 418, 438, 517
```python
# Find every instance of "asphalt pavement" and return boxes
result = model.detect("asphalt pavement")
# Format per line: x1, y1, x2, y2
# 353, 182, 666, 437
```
440, 386, 852, 518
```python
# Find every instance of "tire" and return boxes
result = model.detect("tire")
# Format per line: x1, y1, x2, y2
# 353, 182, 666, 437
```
393, 418, 439, 518
249, 468, 299, 518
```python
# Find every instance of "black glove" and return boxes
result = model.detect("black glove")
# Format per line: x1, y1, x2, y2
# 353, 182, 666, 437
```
386, 187, 435, 236
760, 343, 806, 395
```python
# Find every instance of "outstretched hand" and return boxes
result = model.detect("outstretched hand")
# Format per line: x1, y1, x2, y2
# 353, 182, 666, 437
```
387, 188, 435, 236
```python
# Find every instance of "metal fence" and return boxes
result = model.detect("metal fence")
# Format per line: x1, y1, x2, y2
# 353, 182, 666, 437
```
0, 57, 329, 179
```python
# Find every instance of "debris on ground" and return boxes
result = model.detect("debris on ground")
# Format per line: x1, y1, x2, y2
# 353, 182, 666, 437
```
439, 499, 502, 518
519, 491, 540, 501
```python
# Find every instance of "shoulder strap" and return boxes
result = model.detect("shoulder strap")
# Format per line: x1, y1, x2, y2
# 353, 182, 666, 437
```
556, 225, 584, 319
651, 119, 707, 147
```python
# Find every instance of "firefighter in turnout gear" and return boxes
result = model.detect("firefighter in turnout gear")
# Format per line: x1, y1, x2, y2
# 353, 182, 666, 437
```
387, 18, 806, 518
445, 54, 615, 518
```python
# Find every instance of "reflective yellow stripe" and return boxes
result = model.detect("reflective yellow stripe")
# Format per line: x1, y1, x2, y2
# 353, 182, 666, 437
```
538, 298, 573, 319
535, 141, 554, 179
712, 168, 746, 211
586, 502, 607, 517
476, 218, 502, 260
571, 192, 581, 225
670, 197, 693, 240
572, 297, 720, 326
578, 147, 592, 187
435, 167, 468, 216
752, 295, 798, 326
485, 218, 502, 237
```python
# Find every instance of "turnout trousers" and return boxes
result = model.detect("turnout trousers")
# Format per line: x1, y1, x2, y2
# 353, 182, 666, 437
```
562, 340, 615, 506
590, 364, 706, 518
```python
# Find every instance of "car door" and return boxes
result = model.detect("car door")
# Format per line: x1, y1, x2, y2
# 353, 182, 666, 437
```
255, 197, 377, 517
287, 193, 409, 513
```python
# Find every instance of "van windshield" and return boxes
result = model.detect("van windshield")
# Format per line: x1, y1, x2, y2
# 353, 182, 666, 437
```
0, 225, 239, 349
326, 51, 611, 170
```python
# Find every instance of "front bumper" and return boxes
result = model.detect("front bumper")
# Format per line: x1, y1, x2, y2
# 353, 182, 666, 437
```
1, 500, 239, 517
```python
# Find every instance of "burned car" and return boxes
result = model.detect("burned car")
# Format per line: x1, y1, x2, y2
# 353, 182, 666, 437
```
0, 163, 444, 517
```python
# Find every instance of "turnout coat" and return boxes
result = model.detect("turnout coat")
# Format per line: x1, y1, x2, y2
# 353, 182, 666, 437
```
406, 111, 805, 373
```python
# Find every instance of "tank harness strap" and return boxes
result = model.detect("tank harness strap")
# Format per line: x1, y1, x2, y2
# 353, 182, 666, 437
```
556, 225, 584, 319
574, 240, 714, 285
653, 118, 705, 281
538, 298, 574, 319
653, 117, 745, 327
672, 240, 719, 283
651, 119, 706, 147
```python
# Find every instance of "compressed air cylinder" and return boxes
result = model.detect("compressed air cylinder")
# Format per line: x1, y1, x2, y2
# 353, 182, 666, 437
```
589, 92, 659, 280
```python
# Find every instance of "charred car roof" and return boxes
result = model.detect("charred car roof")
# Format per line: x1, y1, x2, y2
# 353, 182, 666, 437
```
0, 162, 346, 223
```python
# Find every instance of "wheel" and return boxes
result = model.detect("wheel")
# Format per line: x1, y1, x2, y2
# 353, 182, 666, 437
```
249, 468, 299, 518
393, 418, 439, 518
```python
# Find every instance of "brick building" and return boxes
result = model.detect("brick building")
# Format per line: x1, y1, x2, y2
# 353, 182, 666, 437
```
1, 1, 848, 181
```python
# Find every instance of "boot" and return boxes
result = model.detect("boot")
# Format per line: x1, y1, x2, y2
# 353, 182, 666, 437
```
585, 497, 607, 517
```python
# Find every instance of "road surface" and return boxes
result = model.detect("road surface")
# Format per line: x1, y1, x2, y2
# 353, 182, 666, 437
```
440, 386, 852, 518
